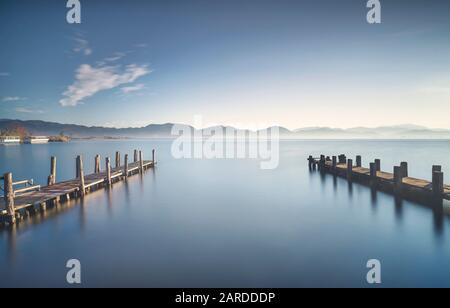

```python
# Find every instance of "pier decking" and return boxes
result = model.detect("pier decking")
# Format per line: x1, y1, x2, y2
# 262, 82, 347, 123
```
308, 154, 449, 204
1, 149, 156, 225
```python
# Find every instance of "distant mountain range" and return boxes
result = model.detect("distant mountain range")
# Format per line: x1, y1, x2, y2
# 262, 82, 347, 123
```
1, 119, 450, 139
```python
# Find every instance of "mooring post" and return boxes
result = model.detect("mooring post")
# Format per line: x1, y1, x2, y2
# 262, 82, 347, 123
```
308, 155, 313, 169
432, 165, 442, 173
76, 156, 80, 179
50, 156, 56, 185
370, 162, 377, 187
95, 155, 100, 174
347, 159, 353, 180
375, 159, 381, 172
393, 166, 404, 194
47, 175, 54, 186
152, 149, 155, 164
77, 156, 86, 197
338, 154, 346, 164
4, 172, 15, 224
319, 154, 325, 171
134, 150, 138, 163
139, 151, 144, 173
332, 156, 337, 173
432, 170, 444, 198
124, 154, 129, 178
106, 157, 112, 186
115, 151, 121, 169
400, 162, 408, 178
356, 155, 362, 168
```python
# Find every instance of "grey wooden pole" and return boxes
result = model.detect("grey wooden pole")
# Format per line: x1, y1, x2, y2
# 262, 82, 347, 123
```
4, 172, 15, 224
95, 155, 101, 174
152, 149, 155, 164
356, 155, 362, 168
432, 165, 442, 173
375, 159, 381, 172
124, 154, 129, 178
134, 150, 138, 163
347, 159, 353, 180
432, 171, 444, 198
106, 157, 112, 186
370, 162, 377, 187
50, 156, 56, 185
400, 162, 408, 178
77, 156, 86, 197
308, 155, 313, 169
332, 156, 337, 174
139, 151, 144, 173
76, 156, 80, 179
394, 166, 403, 194
115, 151, 121, 169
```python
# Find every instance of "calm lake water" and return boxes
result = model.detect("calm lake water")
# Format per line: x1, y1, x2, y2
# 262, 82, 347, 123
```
0, 140, 449, 287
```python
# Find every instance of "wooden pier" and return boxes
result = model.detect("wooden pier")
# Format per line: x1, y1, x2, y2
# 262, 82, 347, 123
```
0, 149, 156, 225
308, 154, 450, 205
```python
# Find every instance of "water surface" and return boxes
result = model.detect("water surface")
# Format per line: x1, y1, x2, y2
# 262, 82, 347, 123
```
0, 140, 449, 287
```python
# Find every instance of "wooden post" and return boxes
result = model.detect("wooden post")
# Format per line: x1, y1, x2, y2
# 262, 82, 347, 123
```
370, 162, 377, 187
356, 155, 362, 168
332, 156, 337, 173
47, 175, 54, 186
338, 154, 346, 164
95, 155, 100, 174
400, 162, 408, 178
347, 159, 353, 180
50, 156, 56, 185
139, 151, 144, 173
115, 151, 121, 169
375, 159, 381, 172
106, 157, 112, 186
394, 166, 403, 193
134, 150, 138, 163
308, 155, 313, 169
76, 156, 80, 179
432, 165, 442, 173
152, 149, 155, 164
4, 172, 15, 224
124, 154, 129, 178
432, 171, 444, 198
77, 156, 86, 197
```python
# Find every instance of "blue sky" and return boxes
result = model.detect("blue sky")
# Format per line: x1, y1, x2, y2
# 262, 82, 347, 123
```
1, 0, 450, 129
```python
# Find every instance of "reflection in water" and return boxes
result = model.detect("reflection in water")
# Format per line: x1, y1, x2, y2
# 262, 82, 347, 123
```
370, 188, 378, 212
347, 181, 353, 198
106, 187, 113, 217
1, 140, 450, 287
79, 198, 86, 231
394, 196, 403, 223
433, 204, 444, 237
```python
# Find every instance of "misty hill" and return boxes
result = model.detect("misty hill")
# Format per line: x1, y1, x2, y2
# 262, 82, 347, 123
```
1, 119, 450, 139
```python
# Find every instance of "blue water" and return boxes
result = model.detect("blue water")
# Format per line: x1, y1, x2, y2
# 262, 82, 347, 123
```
0, 140, 449, 287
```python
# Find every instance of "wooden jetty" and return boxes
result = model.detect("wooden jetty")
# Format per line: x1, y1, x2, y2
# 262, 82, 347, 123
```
308, 154, 450, 205
0, 149, 156, 225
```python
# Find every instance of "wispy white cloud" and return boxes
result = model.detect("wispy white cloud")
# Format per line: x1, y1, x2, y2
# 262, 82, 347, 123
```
135, 43, 148, 48
0, 72, 10, 77
2, 96, 27, 102
121, 83, 145, 94
73, 37, 92, 56
16, 107, 44, 114
104, 52, 126, 62
60, 63, 151, 107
